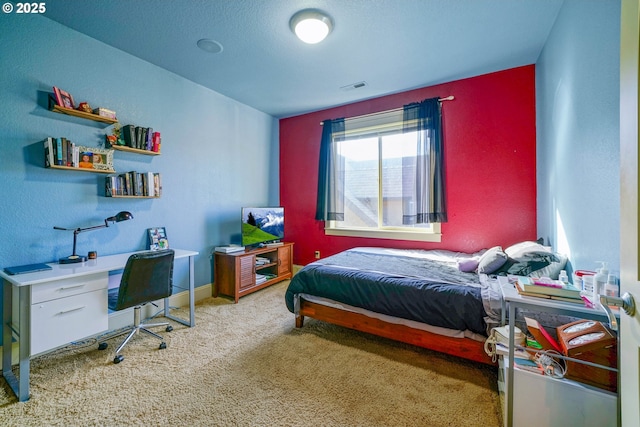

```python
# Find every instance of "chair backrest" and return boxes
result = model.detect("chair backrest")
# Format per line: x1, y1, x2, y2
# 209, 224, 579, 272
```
113, 249, 175, 311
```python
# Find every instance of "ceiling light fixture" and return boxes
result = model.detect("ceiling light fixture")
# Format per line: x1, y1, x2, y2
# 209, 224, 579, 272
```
289, 9, 333, 44
197, 38, 223, 54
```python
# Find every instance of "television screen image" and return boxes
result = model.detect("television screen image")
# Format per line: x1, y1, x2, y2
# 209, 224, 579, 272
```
241, 207, 284, 247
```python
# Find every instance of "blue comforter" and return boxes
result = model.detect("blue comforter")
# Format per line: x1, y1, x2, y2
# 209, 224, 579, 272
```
285, 248, 489, 336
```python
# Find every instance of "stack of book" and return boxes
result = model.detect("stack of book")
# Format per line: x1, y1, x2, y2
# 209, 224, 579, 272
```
515, 276, 582, 303
255, 256, 270, 266
255, 273, 276, 284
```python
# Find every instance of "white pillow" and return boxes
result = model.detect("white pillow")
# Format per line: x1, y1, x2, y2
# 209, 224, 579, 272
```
504, 241, 550, 259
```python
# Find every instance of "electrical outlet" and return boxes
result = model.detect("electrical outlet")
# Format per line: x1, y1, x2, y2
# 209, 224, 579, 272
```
314, 251, 320, 259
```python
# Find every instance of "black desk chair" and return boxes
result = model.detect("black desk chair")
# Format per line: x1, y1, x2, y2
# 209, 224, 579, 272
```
99, 249, 175, 364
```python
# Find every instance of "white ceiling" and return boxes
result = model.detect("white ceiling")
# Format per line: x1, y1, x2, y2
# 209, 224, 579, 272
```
43, 0, 564, 118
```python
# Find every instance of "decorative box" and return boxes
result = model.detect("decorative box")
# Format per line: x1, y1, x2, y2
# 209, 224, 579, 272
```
93, 107, 117, 120
556, 319, 617, 392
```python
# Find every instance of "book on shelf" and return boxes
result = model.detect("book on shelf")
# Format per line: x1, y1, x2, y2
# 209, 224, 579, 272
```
145, 127, 153, 150
215, 245, 245, 253
255, 256, 270, 265
122, 124, 135, 148
44, 137, 54, 167
515, 276, 582, 301
495, 343, 533, 360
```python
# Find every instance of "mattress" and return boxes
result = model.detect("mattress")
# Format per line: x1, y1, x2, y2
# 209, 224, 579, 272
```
285, 247, 503, 337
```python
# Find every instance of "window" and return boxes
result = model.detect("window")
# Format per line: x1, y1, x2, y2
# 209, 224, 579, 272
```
324, 109, 442, 242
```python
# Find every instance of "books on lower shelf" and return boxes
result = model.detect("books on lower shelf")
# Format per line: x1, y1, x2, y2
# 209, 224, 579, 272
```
105, 171, 161, 197
215, 245, 245, 253
255, 273, 276, 284
495, 343, 534, 360
515, 276, 582, 302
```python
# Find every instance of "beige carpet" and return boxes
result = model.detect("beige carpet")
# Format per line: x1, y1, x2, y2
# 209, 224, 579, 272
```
0, 281, 502, 426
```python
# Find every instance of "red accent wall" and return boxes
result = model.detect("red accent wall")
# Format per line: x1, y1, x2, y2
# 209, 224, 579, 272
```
280, 66, 537, 265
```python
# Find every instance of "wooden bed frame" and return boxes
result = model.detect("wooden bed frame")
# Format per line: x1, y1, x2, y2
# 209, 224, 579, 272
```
295, 298, 495, 366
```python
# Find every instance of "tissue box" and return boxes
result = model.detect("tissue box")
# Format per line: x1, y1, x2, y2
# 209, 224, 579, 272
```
556, 319, 617, 392
93, 107, 116, 120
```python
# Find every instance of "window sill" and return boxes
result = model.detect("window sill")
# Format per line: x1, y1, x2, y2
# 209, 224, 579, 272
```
324, 227, 442, 242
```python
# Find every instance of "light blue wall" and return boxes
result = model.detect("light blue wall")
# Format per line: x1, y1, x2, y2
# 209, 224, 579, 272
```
536, 0, 621, 276
0, 16, 279, 291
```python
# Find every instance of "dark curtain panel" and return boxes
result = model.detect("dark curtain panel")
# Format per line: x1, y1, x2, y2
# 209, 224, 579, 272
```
315, 118, 345, 221
402, 97, 447, 223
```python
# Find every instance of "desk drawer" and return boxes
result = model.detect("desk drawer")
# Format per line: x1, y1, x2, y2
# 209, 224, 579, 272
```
31, 288, 108, 355
31, 272, 108, 304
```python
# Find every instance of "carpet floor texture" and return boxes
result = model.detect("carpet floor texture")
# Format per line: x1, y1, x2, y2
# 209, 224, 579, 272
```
0, 281, 502, 426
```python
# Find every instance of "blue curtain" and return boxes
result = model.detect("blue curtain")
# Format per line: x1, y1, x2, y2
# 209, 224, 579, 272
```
402, 97, 447, 223
315, 118, 345, 221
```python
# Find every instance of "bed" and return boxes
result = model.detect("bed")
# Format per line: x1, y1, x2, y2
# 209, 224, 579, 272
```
285, 243, 568, 365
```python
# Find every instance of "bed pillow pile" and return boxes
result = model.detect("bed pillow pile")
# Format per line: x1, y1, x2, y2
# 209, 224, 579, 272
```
476, 246, 508, 274
496, 241, 568, 279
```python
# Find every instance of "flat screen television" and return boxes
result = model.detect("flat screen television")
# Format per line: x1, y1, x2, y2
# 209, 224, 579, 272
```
241, 207, 284, 247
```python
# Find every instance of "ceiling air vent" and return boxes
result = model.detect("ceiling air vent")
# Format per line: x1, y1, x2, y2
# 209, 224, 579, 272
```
340, 81, 368, 91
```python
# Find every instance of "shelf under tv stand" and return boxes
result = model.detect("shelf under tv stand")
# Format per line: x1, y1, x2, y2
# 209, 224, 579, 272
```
213, 242, 293, 303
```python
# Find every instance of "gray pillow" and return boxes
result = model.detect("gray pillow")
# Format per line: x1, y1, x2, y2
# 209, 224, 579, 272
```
477, 246, 508, 274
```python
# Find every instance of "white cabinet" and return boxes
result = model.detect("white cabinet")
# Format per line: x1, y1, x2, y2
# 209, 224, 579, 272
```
29, 272, 108, 355
499, 358, 617, 427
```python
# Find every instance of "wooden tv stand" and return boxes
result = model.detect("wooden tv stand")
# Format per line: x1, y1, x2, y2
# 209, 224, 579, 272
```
213, 242, 293, 303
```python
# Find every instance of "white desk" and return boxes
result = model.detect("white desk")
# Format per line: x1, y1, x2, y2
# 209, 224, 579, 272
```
0, 248, 198, 402
498, 276, 618, 427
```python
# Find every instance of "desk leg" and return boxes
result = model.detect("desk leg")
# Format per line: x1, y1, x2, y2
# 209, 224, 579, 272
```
2, 280, 12, 385
164, 255, 196, 328
188, 255, 195, 327
2, 281, 31, 402
506, 302, 516, 427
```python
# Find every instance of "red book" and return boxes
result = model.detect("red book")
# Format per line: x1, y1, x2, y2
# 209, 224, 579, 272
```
524, 316, 562, 353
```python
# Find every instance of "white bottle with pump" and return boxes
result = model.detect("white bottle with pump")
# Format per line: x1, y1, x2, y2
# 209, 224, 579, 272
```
605, 274, 619, 297
593, 262, 609, 299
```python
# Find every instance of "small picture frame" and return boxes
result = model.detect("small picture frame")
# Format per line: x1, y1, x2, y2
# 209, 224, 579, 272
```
148, 227, 169, 251
76, 146, 113, 171
53, 86, 75, 109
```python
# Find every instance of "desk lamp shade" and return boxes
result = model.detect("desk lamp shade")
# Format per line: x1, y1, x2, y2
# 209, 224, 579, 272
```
54, 211, 133, 264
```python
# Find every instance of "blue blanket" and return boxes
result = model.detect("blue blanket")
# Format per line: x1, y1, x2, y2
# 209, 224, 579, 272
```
285, 248, 489, 336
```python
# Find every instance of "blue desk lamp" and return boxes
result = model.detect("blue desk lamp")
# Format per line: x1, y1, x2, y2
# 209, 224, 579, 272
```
54, 211, 133, 264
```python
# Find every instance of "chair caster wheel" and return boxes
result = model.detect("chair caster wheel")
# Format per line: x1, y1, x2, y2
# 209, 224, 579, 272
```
113, 355, 124, 364
166, 325, 173, 332
98, 342, 108, 351
159, 342, 167, 350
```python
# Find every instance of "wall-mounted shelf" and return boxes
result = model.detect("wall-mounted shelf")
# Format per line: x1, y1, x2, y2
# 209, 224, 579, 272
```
50, 104, 118, 125
46, 164, 115, 174
106, 195, 160, 199
109, 144, 160, 156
